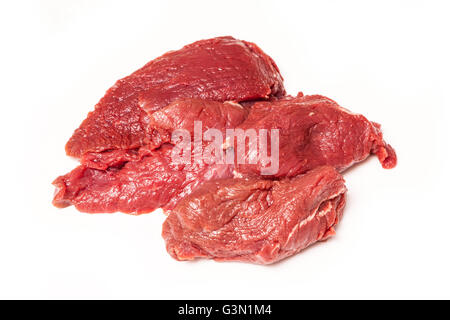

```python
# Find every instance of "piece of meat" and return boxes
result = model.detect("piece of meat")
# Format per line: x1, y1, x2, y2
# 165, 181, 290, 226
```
162, 166, 347, 264
66, 36, 285, 159
146, 98, 249, 150
79, 99, 248, 170
53, 95, 396, 214
53, 99, 248, 213
53, 145, 234, 214
232, 93, 397, 177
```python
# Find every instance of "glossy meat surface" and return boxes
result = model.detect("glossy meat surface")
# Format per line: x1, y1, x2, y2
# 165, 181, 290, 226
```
79, 99, 248, 170
53, 145, 234, 214
65, 36, 284, 158
162, 166, 347, 264
233, 93, 397, 177
147, 98, 249, 149
53, 95, 396, 214
53, 99, 248, 213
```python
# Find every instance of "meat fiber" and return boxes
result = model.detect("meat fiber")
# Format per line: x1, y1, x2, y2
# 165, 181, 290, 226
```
53, 99, 248, 213
52, 36, 399, 265
162, 166, 347, 264
66, 36, 284, 159
79, 99, 248, 170
53, 95, 396, 214
53, 145, 235, 214
233, 93, 397, 177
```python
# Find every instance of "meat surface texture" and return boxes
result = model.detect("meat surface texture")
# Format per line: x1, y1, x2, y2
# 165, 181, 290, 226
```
162, 166, 347, 264
53, 145, 235, 214
65, 36, 285, 159
53, 95, 396, 214
52, 36, 398, 265
79, 99, 248, 170
234, 93, 397, 177
53, 99, 248, 213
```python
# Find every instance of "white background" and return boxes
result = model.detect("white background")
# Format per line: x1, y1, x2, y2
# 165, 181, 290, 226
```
0, 0, 449, 299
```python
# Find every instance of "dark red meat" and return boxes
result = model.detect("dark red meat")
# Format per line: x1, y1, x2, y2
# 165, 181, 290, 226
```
147, 98, 249, 149
162, 166, 347, 264
53, 145, 234, 214
66, 36, 284, 159
233, 93, 397, 177
79, 99, 248, 170
52, 36, 399, 265
53, 99, 248, 213
53, 95, 396, 214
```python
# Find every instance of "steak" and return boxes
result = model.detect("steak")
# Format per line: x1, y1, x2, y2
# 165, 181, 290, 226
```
79, 99, 248, 170
162, 166, 347, 264
53, 145, 235, 214
53, 99, 247, 213
52, 36, 398, 265
53, 95, 396, 214
233, 93, 397, 177
66, 36, 285, 159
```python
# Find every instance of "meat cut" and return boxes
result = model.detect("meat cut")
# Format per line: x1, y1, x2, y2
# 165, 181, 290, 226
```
66, 36, 285, 159
162, 166, 347, 264
53, 145, 235, 213
53, 99, 248, 213
53, 95, 396, 214
233, 93, 397, 177
52, 36, 398, 265
79, 98, 248, 170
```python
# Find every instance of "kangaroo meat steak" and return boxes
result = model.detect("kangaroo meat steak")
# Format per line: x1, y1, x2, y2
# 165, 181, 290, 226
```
65, 36, 285, 159
162, 166, 347, 264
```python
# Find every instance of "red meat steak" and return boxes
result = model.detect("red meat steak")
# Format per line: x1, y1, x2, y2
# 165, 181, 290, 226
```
233, 93, 397, 177
53, 99, 248, 213
65, 36, 284, 158
79, 99, 248, 170
53, 96, 396, 214
53, 145, 234, 214
162, 166, 347, 264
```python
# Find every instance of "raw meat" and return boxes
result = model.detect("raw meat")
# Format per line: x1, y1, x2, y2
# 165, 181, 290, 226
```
53, 99, 248, 213
79, 99, 248, 170
65, 36, 285, 159
146, 98, 249, 150
162, 166, 347, 264
52, 35, 398, 265
233, 93, 397, 177
53, 95, 396, 214
53, 145, 234, 214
